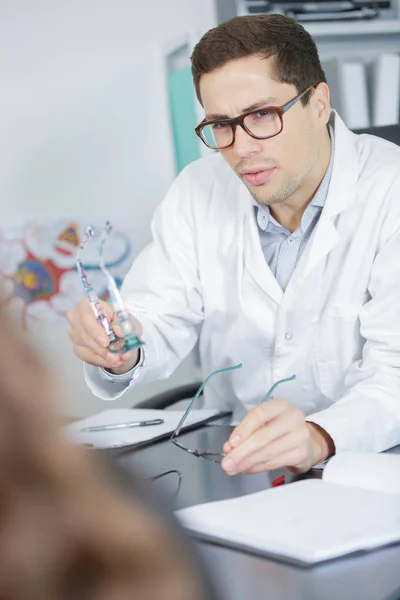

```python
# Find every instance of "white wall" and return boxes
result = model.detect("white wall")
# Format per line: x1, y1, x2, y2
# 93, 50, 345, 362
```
0, 0, 216, 417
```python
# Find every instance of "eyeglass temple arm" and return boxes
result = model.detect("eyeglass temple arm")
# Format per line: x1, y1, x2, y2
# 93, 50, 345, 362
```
76, 229, 103, 305
148, 469, 182, 483
98, 222, 126, 312
76, 226, 95, 291
97, 222, 144, 351
76, 226, 117, 340
261, 374, 296, 402
282, 86, 314, 113
171, 363, 243, 438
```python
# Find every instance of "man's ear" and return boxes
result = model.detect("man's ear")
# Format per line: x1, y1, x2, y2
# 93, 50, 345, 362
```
313, 82, 331, 124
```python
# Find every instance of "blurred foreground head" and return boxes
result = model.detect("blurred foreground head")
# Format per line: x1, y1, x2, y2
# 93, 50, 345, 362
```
0, 301, 211, 600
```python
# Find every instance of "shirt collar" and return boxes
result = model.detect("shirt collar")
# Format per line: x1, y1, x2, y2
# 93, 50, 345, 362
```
309, 123, 335, 209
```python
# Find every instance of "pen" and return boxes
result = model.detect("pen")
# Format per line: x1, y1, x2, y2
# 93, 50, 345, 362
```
81, 418, 164, 433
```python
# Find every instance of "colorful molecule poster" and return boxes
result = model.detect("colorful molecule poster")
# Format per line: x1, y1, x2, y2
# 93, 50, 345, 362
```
0, 218, 137, 330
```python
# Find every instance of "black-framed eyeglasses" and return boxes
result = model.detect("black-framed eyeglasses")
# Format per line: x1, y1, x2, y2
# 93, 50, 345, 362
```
195, 85, 316, 150
170, 364, 296, 464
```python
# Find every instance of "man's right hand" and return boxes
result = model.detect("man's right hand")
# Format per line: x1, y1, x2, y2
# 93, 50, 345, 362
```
67, 297, 142, 374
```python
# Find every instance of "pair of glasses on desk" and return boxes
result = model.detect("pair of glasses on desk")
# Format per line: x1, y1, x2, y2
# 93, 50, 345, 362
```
170, 364, 296, 464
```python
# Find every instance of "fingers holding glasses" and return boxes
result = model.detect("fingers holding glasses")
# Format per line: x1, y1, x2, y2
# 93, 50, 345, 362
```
226, 426, 310, 475
223, 398, 292, 452
67, 298, 143, 372
221, 399, 314, 475
244, 442, 311, 475
111, 311, 143, 341
67, 298, 122, 368
68, 337, 124, 369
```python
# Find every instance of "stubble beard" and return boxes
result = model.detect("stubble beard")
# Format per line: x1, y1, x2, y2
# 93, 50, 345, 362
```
248, 175, 302, 208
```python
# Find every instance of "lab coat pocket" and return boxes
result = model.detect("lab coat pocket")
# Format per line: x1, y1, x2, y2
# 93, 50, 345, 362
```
315, 303, 364, 400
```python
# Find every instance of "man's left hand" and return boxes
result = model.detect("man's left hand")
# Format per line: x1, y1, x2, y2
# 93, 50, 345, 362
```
221, 398, 334, 475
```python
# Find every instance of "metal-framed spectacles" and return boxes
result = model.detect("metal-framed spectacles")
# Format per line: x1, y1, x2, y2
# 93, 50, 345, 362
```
76, 222, 143, 354
195, 85, 316, 150
170, 364, 296, 464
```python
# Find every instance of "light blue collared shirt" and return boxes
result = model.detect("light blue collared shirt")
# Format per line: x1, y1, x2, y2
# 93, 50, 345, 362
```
256, 126, 334, 291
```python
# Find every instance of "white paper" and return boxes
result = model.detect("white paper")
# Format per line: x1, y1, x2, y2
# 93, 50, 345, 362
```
323, 452, 400, 495
65, 408, 220, 449
176, 478, 400, 564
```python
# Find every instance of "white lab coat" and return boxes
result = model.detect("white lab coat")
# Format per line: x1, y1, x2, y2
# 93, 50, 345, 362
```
85, 112, 400, 454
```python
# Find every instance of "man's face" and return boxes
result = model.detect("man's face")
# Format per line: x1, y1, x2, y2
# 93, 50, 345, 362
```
199, 55, 327, 207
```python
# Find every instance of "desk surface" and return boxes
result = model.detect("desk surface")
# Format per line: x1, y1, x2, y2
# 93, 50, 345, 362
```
115, 424, 400, 600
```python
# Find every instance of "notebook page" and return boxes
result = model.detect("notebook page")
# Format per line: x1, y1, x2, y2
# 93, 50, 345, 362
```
323, 452, 400, 495
176, 479, 400, 565
65, 408, 219, 448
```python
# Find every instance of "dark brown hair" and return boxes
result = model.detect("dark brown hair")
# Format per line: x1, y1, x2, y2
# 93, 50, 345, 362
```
191, 14, 326, 106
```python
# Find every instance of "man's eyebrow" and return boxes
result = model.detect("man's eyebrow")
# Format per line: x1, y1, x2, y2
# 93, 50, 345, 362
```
205, 98, 279, 121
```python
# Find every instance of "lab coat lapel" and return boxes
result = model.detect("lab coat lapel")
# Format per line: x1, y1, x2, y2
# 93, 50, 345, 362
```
241, 186, 283, 304
301, 113, 359, 280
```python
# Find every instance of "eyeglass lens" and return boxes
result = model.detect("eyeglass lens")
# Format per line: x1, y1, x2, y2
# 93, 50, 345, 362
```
201, 110, 281, 149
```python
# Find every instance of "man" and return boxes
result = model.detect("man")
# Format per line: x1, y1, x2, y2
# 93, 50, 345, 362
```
68, 15, 400, 476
